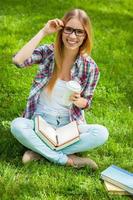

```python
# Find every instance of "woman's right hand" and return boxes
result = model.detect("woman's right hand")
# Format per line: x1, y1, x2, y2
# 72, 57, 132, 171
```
42, 19, 64, 36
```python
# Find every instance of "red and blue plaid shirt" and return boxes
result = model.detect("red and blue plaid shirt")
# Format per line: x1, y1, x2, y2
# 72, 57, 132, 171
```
14, 44, 100, 124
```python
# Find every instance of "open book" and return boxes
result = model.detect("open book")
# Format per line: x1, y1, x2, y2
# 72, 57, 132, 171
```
34, 115, 80, 150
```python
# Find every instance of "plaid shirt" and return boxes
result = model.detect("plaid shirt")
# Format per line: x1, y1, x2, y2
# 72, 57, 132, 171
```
14, 44, 100, 124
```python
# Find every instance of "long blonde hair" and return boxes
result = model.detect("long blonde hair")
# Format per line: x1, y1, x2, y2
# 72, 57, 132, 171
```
47, 8, 93, 94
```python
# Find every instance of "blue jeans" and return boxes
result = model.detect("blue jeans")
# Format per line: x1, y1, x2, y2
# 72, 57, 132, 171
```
10, 113, 109, 165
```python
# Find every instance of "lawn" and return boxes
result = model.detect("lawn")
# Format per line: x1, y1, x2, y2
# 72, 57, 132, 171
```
0, 0, 133, 199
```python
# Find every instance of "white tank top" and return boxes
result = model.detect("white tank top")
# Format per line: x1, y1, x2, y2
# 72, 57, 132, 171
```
35, 79, 72, 116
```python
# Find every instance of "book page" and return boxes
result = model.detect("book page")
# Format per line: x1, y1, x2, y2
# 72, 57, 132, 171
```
38, 116, 57, 144
104, 181, 125, 191
56, 121, 79, 145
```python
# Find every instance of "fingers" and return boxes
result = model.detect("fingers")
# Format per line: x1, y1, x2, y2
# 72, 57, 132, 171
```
49, 19, 64, 29
55, 18, 64, 27
69, 92, 81, 101
43, 18, 64, 35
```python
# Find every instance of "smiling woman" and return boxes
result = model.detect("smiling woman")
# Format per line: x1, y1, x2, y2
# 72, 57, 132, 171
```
62, 19, 86, 49
11, 8, 109, 170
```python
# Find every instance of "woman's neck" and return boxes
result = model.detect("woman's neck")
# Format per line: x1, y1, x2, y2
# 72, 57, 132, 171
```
58, 47, 79, 80
62, 46, 79, 64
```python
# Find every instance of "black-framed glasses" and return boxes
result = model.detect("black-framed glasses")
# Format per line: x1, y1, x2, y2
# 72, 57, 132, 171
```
63, 26, 86, 37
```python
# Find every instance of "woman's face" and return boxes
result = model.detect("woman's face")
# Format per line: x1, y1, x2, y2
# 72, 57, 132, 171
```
62, 18, 86, 51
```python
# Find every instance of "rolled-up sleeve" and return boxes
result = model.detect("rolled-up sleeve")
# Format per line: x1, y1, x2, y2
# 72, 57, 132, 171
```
12, 45, 48, 68
82, 64, 100, 109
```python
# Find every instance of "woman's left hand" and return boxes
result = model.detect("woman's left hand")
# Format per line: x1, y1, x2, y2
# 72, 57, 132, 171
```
69, 92, 88, 108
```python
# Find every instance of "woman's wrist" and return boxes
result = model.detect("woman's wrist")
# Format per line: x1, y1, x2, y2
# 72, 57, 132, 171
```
40, 28, 48, 37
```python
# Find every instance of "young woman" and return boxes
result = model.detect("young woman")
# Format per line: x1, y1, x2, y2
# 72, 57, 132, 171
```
11, 9, 109, 170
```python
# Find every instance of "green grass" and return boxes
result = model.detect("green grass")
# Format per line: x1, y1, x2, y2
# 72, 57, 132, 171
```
0, 0, 133, 199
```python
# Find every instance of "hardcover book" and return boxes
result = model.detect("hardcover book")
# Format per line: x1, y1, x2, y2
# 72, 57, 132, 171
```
104, 181, 131, 195
34, 115, 80, 150
101, 165, 133, 195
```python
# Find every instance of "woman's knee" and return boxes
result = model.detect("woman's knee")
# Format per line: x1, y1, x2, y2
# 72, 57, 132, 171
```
11, 117, 23, 136
11, 117, 33, 136
97, 125, 109, 144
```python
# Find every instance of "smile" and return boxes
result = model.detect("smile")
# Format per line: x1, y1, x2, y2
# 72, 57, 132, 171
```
67, 40, 78, 45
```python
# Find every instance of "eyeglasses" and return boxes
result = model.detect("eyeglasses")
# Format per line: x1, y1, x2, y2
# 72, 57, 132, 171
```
63, 26, 86, 37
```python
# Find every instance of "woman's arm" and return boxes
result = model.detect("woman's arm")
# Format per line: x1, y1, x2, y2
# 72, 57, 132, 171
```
70, 65, 100, 109
13, 19, 64, 66
12, 29, 47, 65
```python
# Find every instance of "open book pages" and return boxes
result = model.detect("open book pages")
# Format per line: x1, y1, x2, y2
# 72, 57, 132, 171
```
34, 115, 80, 150
36, 116, 57, 144
55, 121, 79, 145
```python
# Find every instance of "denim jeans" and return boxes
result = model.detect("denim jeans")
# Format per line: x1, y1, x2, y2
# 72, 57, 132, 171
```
11, 112, 109, 165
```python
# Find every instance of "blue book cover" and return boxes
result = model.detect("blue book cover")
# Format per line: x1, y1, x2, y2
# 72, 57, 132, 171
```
101, 165, 133, 195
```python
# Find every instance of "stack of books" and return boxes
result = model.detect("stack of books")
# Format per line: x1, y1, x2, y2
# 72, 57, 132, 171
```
101, 165, 133, 196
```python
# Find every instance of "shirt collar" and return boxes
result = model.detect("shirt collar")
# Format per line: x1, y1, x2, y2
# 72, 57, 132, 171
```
74, 55, 83, 68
